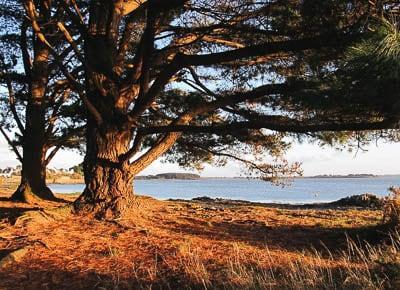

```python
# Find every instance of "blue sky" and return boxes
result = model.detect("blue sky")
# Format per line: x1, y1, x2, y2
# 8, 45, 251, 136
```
1, 137, 399, 176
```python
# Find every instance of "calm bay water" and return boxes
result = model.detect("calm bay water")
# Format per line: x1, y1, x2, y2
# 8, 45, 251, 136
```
49, 176, 400, 204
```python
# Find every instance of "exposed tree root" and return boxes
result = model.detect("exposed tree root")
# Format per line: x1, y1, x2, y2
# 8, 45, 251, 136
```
73, 194, 139, 220
11, 183, 57, 203
30, 239, 51, 250
13, 204, 74, 228
0, 204, 75, 269
0, 234, 28, 241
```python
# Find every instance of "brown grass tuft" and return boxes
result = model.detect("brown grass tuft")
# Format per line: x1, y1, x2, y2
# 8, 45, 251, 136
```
383, 187, 400, 227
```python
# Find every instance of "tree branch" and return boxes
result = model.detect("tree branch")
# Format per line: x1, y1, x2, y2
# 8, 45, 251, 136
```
180, 32, 360, 67
128, 83, 287, 171
185, 142, 287, 177
128, 31, 358, 124
0, 126, 22, 163
128, 55, 182, 122
129, 131, 181, 174
4, 74, 25, 134
132, 12, 156, 111
24, 0, 103, 125
140, 118, 398, 135
45, 88, 70, 138
120, 132, 144, 163
20, 19, 32, 79
45, 143, 63, 165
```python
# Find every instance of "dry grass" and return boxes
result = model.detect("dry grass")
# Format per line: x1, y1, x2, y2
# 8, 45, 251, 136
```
0, 179, 398, 289
383, 187, 400, 226
174, 232, 400, 289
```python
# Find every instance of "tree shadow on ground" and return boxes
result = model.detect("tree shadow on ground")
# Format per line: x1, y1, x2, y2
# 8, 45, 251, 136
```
0, 249, 13, 260
0, 198, 392, 290
157, 214, 389, 254
0, 198, 71, 225
0, 248, 387, 290
0, 258, 196, 290
0, 207, 40, 223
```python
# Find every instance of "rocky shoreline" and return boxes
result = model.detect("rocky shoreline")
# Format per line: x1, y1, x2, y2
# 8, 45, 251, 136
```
169, 193, 384, 210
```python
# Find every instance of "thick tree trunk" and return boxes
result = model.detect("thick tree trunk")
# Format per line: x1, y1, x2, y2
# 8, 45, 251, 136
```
11, 40, 55, 202
75, 2, 139, 218
74, 118, 135, 218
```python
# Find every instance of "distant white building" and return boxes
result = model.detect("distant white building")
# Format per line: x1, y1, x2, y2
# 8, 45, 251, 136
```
0, 167, 18, 178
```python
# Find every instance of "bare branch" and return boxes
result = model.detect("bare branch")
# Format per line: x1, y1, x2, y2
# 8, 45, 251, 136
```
132, 13, 156, 112
129, 131, 181, 174
188, 67, 217, 97
45, 143, 63, 165
4, 74, 25, 134
60, 0, 88, 36
20, 19, 32, 78
0, 126, 22, 163
45, 88, 70, 137
128, 55, 182, 122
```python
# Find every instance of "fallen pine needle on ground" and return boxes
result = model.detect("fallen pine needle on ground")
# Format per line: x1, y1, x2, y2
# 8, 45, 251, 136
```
0, 179, 399, 290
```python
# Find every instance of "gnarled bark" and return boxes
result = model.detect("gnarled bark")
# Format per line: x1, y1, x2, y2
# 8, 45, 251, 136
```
74, 117, 135, 218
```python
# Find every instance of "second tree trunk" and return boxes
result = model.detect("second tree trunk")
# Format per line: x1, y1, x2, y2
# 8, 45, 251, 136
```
12, 102, 54, 202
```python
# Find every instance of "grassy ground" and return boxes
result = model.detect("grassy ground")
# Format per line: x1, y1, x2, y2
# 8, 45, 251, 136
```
0, 179, 398, 289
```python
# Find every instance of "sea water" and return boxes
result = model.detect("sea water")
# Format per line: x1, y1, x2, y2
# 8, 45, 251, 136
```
49, 176, 400, 204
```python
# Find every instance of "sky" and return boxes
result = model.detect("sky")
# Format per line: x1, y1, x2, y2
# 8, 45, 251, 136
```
1, 137, 399, 177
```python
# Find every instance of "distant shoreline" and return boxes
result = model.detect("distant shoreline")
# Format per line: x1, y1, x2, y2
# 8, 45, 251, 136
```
2, 173, 395, 186
201, 174, 400, 179
302, 174, 377, 179
197, 174, 399, 179
48, 174, 398, 183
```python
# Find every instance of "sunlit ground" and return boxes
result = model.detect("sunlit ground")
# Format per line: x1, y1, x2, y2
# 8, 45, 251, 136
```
1, 178, 396, 289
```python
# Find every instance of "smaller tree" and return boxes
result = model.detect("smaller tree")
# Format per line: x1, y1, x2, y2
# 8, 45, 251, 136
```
0, 0, 84, 202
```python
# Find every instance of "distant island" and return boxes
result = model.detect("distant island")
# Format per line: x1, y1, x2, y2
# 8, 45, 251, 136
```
307, 174, 377, 178
136, 173, 201, 180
